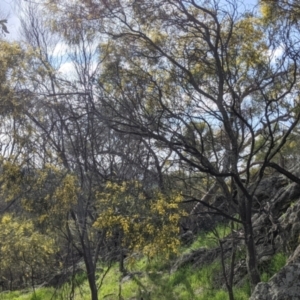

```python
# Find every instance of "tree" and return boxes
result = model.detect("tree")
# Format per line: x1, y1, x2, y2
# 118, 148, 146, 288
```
260, 0, 300, 23
3, 3, 184, 298
0, 213, 57, 290
3, 0, 300, 297
43, 0, 300, 291
94, 181, 185, 269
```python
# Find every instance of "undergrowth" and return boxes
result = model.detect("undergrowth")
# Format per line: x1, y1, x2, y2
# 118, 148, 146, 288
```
260, 252, 287, 282
182, 223, 232, 253
0, 223, 276, 300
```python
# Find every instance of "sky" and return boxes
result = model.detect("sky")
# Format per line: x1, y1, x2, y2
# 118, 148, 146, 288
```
1, 0, 259, 41
1, 0, 20, 40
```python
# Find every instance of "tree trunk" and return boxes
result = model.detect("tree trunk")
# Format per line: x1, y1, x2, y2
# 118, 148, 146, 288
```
242, 197, 260, 292
119, 248, 126, 274
80, 230, 98, 300
83, 253, 98, 300
244, 226, 260, 291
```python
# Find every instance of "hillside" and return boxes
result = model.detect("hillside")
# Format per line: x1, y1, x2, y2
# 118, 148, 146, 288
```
1, 1, 300, 299
1, 171, 300, 299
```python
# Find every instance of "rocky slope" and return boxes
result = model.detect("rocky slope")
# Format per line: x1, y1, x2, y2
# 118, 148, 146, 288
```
177, 173, 300, 299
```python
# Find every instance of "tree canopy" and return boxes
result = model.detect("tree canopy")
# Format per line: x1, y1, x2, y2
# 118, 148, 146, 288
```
1, 0, 300, 299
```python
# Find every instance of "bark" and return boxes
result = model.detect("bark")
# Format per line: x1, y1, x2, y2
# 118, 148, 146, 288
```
78, 212, 99, 300
83, 251, 98, 300
244, 228, 260, 292
241, 196, 261, 291
119, 248, 126, 274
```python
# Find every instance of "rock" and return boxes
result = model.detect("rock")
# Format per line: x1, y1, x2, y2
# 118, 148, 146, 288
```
287, 244, 300, 264
250, 263, 300, 300
251, 176, 288, 205
251, 243, 300, 300
175, 173, 300, 294
272, 183, 300, 214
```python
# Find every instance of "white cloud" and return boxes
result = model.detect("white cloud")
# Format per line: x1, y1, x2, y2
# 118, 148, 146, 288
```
268, 45, 284, 63
52, 41, 69, 57
58, 61, 76, 78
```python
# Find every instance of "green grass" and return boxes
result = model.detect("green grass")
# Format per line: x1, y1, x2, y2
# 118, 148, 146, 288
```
0, 288, 56, 300
260, 252, 287, 282
183, 223, 233, 254
0, 225, 269, 300
0, 256, 250, 300
0, 268, 250, 300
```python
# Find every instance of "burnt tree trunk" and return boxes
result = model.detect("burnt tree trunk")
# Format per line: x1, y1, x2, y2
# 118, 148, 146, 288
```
240, 195, 260, 291
83, 245, 98, 300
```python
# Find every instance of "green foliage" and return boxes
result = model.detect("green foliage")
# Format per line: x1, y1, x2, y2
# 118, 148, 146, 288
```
0, 214, 58, 289
1, 0, 300, 298
72, 271, 87, 287
183, 224, 232, 254
260, 0, 300, 24
0, 288, 56, 300
0, 40, 23, 97
0, 159, 24, 202
94, 181, 186, 258
0, 256, 252, 300
21, 165, 78, 216
0, 160, 78, 224
260, 252, 287, 282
